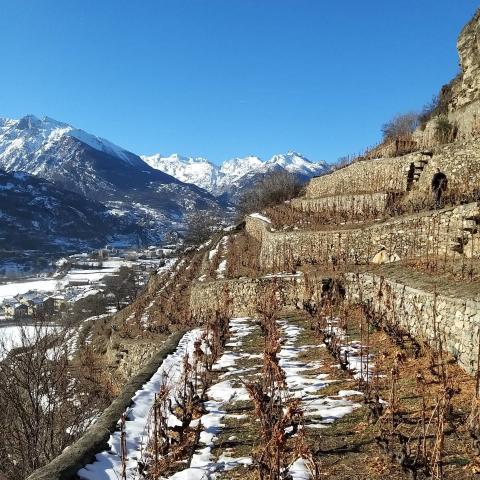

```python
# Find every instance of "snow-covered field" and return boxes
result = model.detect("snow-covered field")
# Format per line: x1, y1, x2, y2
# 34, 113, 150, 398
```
0, 324, 58, 360
0, 258, 132, 302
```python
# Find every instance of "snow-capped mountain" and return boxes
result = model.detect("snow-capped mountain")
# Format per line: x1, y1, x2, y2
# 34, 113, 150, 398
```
0, 115, 146, 173
142, 153, 218, 192
142, 151, 329, 200
265, 153, 328, 177
0, 115, 225, 243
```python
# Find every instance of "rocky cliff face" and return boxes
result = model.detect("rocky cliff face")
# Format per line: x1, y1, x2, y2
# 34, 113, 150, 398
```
413, 9, 480, 147
441, 9, 480, 140
451, 9, 480, 110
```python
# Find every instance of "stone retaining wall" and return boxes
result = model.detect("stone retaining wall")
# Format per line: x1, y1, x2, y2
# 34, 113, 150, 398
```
306, 138, 480, 204
245, 215, 267, 243
291, 192, 395, 215
192, 271, 480, 375
246, 203, 480, 271
27, 331, 186, 480
344, 272, 480, 374
414, 139, 480, 197
306, 156, 413, 197
190, 275, 305, 318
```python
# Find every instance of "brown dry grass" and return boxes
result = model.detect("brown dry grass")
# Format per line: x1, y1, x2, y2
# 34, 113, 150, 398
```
264, 204, 383, 231
368, 262, 480, 299
303, 299, 480, 480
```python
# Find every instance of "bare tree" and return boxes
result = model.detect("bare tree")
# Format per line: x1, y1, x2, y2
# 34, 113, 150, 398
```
434, 116, 458, 144
0, 323, 112, 479
104, 266, 139, 310
183, 210, 222, 247
238, 171, 303, 216
381, 112, 419, 141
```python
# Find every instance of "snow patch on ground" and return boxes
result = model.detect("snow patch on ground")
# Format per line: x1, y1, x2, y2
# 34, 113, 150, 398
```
249, 213, 271, 223
0, 324, 58, 360
167, 317, 253, 479
77, 329, 203, 480
216, 259, 227, 279
278, 320, 361, 429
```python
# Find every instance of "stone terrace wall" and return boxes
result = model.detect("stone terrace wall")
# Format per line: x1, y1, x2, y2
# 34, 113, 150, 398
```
305, 138, 480, 204
291, 192, 395, 215
306, 156, 413, 197
345, 272, 480, 374
192, 271, 480, 375
27, 331, 187, 480
190, 275, 307, 318
246, 204, 480, 271
412, 139, 480, 197
245, 215, 267, 242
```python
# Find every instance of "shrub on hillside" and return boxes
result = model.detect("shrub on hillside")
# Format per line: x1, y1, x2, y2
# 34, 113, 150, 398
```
183, 210, 222, 247
434, 115, 458, 144
418, 74, 460, 129
381, 112, 419, 141
238, 171, 303, 216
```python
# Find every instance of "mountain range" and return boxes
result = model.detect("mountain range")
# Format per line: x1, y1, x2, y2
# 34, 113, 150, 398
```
0, 114, 329, 257
141, 152, 328, 200
0, 115, 223, 248
0, 168, 137, 251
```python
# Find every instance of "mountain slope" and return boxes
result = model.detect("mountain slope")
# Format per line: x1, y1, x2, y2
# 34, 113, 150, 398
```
0, 169, 137, 253
142, 151, 329, 200
0, 116, 224, 241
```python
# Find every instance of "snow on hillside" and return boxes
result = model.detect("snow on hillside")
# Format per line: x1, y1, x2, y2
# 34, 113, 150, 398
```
0, 115, 144, 173
0, 115, 225, 246
142, 151, 329, 197
141, 153, 217, 192
219, 155, 266, 180
266, 152, 327, 177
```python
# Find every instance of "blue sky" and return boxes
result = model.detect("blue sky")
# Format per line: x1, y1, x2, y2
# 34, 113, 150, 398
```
0, 1, 478, 164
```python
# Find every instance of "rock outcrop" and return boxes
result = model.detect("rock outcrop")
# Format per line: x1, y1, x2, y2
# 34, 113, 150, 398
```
452, 10, 480, 110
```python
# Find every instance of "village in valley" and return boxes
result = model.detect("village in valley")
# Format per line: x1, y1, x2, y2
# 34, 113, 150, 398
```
0, 245, 174, 324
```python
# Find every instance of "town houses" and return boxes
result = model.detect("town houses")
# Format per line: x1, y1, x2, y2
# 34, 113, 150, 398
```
0, 291, 65, 321
0, 246, 171, 322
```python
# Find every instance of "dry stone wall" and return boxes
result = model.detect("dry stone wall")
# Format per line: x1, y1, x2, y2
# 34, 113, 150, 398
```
291, 192, 395, 216
306, 156, 413, 197
413, 139, 480, 197
245, 215, 267, 242
305, 137, 480, 207
190, 275, 305, 318
191, 271, 480, 375
27, 331, 187, 480
246, 203, 480, 271
345, 272, 480, 374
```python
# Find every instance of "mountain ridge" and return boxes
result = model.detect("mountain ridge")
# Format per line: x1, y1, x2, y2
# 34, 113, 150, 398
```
141, 151, 329, 199
0, 115, 225, 244
0, 168, 139, 254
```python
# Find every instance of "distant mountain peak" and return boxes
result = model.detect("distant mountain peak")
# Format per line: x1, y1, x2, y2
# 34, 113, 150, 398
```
17, 114, 42, 129
142, 151, 329, 200
0, 114, 150, 172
